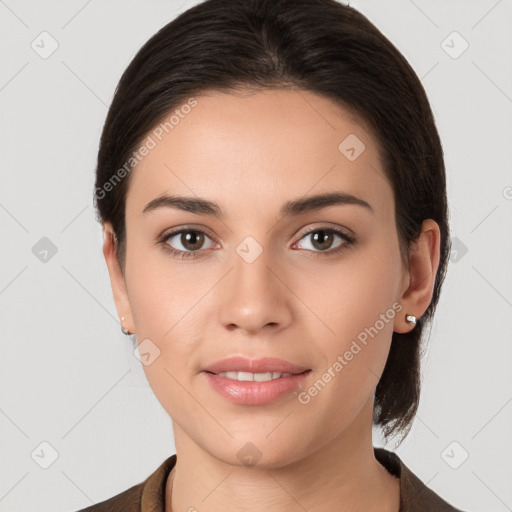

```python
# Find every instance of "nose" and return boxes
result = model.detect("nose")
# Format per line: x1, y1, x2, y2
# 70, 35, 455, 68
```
216, 242, 293, 335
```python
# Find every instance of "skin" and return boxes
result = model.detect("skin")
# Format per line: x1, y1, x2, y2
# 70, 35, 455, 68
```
102, 88, 441, 512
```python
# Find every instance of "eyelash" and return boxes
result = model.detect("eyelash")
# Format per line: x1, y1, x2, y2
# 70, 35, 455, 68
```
158, 226, 356, 260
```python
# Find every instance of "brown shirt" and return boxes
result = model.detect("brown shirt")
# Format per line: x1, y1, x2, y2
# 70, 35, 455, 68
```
74, 447, 465, 512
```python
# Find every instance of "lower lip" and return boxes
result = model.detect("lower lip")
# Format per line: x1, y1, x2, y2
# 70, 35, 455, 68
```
202, 371, 311, 405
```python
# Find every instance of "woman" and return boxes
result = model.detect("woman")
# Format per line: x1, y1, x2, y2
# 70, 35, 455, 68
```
78, 0, 466, 510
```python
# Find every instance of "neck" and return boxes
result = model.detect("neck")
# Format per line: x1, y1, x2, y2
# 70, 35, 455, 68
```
166, 397, 400, 512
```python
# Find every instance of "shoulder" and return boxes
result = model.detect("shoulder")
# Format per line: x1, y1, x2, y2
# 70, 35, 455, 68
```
70, 454, 177, 512
374, 447, 467, 512
73, 483, 144, 512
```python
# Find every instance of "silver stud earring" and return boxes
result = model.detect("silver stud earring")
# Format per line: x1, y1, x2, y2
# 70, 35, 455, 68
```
120, 316, 132, 335
405, 314, 417, 325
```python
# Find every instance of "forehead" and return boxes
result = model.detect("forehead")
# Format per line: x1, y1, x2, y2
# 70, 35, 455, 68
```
125, 88, 393, 221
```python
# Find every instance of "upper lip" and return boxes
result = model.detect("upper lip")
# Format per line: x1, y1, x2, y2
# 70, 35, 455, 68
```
202, 356, 310, 375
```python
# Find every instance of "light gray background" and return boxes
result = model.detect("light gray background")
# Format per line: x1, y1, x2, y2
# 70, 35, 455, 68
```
1, 1, 511, 511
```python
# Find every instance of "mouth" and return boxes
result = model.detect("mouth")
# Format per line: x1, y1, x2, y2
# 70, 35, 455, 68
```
201, 356, 312, 405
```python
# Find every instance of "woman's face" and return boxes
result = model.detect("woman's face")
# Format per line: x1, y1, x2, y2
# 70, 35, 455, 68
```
115, 89, 410, 466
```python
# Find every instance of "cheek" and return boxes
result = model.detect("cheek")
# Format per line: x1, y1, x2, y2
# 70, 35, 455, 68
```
293, 238, 402, 393
126, 258, 201, 416
294, 237, 402, 340
123, 246, 190, 383
125, 239, 199, 337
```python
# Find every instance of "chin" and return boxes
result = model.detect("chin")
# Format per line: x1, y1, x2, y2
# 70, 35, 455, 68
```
206, 437, 310, 470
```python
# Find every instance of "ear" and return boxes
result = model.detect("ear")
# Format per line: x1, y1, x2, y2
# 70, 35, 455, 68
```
394, 219, 441, 334
102, 222, 135, 335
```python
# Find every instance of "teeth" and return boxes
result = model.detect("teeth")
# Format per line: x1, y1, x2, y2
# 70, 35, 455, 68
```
216, 371, 293, 381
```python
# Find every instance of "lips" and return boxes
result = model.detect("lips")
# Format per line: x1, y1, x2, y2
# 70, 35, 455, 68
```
202, 356, 310, 375
201, 356, 312, 405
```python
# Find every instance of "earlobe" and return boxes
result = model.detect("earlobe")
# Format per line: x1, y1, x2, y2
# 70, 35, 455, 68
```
102, 223, 135, 335
393, 219, 441, 334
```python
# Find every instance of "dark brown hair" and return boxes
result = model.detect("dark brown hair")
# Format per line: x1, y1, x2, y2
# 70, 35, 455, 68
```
93, 0, 450, 442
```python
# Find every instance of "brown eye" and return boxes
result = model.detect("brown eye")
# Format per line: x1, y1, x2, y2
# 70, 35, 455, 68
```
310, 230, 335, 251
295, 228, 353, 254
179, 231, 205, 251
163, 229, 216, 255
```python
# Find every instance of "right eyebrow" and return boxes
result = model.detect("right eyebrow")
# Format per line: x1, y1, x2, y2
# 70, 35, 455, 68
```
142, 195, 222, 217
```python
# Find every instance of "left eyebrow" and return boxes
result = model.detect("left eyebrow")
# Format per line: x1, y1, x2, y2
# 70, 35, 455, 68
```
141, 191, 373, 217
280, 191, 373, 217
